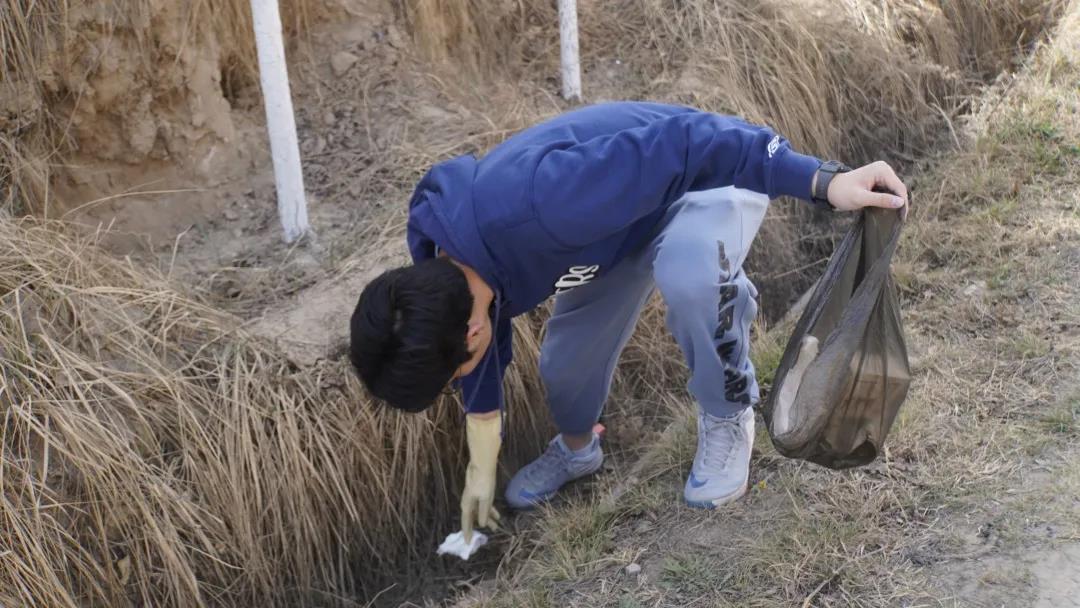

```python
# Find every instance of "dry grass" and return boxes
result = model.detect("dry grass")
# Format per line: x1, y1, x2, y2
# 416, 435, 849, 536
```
395, 0, 555, 74
0, 216, 555, 607
4, 0, 1064, 304
403, 0, 1063, 317
458, 6, 1080, 604
0, 0, 1072, 606
405, 0, 1062, 161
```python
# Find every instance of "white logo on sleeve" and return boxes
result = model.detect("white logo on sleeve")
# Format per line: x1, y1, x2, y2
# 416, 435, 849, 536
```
767, 135, 780, 158
555, 265, 600, 294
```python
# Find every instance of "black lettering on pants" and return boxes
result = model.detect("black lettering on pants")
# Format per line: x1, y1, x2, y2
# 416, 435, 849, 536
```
714, 241, 751, 405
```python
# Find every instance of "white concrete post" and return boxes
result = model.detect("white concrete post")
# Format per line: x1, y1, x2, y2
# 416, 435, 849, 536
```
250, 0, 310, 243
558, 0, 582, 102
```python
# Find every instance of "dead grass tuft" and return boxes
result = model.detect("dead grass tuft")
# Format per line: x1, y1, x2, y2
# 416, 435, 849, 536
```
0, 217, 551, 606
396, 0, 556, 75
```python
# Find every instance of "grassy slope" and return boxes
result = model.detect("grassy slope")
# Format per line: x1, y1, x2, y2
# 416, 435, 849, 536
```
456, 5, 1080, 607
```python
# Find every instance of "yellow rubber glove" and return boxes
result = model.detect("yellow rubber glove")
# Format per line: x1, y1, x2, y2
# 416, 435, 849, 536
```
461, 412, 502, 544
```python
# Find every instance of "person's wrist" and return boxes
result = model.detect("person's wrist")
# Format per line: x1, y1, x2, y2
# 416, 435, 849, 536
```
812, 160, 851, 210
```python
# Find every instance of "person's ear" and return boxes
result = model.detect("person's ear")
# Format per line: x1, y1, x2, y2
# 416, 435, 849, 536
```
466, 319, 484, 348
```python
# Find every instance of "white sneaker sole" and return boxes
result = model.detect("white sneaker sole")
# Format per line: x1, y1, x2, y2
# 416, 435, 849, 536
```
685, 478, 748, 509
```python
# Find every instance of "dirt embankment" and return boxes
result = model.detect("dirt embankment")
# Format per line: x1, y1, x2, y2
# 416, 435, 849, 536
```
1, 0, 329, 216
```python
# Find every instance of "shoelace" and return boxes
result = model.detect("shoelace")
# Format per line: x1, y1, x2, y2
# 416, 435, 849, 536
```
524, 442, 573, 488
699, 414, 741, 470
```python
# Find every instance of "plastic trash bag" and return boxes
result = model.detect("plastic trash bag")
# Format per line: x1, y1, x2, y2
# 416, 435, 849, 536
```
760, 206, 911, 469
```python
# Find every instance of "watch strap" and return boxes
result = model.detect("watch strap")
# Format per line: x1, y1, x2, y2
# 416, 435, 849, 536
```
812, 160, 851, 210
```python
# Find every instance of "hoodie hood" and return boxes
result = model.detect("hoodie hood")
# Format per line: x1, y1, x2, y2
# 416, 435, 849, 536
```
406, 155, 507, 303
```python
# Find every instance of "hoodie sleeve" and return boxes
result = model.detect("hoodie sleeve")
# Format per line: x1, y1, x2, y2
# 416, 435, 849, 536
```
460, 315, 513, 414
531, 112, 823, 248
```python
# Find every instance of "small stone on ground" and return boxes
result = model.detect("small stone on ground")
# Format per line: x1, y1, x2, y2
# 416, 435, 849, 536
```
330, 51, 359, 76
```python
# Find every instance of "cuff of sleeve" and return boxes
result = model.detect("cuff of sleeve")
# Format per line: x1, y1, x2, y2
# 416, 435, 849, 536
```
771, 149, 822, 201
460, 375, 501, 414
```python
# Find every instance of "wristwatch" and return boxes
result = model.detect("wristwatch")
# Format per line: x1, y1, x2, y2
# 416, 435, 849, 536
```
812, 160, 851, 210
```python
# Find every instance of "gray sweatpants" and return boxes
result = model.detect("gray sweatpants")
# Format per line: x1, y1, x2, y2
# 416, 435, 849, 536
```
540, 187, 768, 434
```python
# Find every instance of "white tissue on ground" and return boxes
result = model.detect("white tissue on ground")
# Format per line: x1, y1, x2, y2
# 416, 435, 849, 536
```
437, 530, 488, 560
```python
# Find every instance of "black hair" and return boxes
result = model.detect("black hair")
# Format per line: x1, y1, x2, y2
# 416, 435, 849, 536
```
349, 257, 474, 412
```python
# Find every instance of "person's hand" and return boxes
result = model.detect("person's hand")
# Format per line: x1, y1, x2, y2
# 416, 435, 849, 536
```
827, 161, 909, 213
461, 412, 502, 544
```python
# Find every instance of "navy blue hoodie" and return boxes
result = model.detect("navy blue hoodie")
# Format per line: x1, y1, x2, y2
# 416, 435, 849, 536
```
406, 102, 823, 413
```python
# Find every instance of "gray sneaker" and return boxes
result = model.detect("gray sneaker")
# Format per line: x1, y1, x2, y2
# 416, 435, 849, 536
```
684, 407, 754, 509
505, 433, 603, 510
